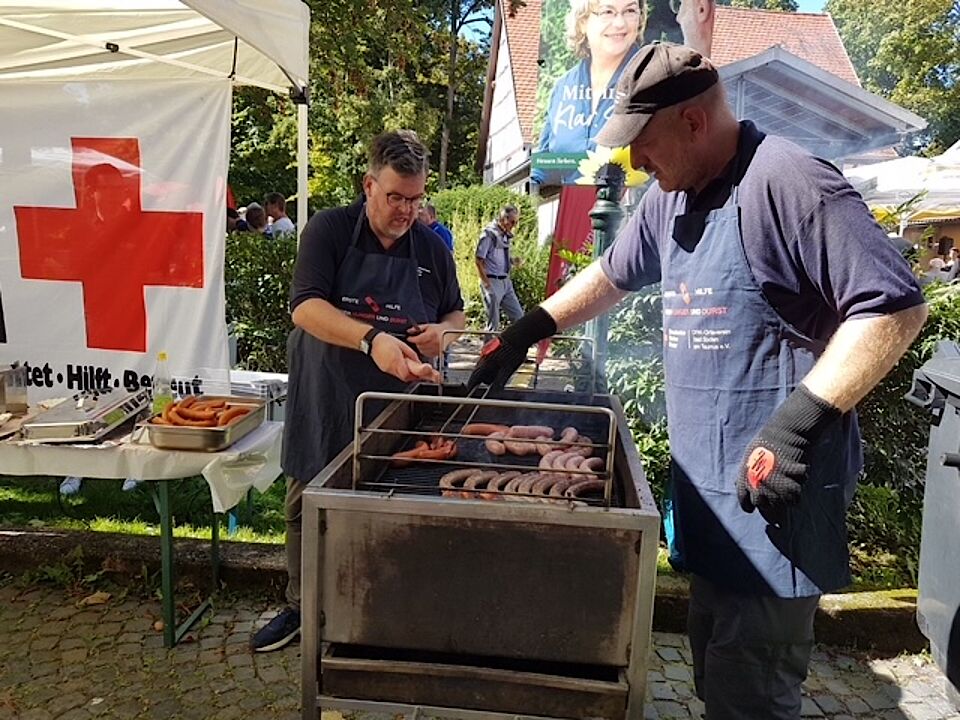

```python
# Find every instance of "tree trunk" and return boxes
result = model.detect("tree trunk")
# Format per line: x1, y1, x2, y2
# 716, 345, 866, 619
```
439, 0, 459, 189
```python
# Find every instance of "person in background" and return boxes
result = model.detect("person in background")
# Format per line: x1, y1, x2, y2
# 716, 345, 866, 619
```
672, 0, 715, 56
227, 207, 241, 233
418, 203, 454, 252
467, 43, 927, 719
250, 130, 465, 653
534, 0, 646, 184
244, 202, 268, 235
265, 192, 296, 236
475, 205, 524, 333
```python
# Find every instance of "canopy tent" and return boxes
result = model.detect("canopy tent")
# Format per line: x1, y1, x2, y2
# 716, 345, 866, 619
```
0, 0, 311, 231
845, 139, 960, 226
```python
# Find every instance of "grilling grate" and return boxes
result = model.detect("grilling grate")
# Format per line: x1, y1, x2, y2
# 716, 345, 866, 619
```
352, 389, 619, 507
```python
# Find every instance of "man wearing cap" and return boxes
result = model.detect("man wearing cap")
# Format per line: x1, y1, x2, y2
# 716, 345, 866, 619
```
467, 42, 926, 719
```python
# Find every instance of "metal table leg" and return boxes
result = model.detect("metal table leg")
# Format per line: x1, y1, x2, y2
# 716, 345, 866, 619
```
150, 479, 221, 648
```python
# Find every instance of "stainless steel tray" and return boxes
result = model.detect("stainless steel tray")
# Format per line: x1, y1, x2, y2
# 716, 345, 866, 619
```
139, 397, 266, 452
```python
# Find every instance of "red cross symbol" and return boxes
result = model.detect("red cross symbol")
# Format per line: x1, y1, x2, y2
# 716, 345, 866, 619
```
14, 137, 204, 352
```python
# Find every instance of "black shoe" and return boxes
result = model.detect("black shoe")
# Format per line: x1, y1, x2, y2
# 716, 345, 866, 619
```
250, 607, 300, 652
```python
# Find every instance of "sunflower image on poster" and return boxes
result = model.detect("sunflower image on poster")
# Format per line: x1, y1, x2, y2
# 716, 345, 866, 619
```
532, 0, 682, 188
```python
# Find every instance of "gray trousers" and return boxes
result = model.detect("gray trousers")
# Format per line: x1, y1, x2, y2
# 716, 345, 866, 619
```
687, 574, 819, 720
285, 477, 305, 610
481, 277, 523, 332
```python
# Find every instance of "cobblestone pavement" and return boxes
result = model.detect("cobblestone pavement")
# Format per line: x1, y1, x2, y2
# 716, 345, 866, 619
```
0, 583, 958, 720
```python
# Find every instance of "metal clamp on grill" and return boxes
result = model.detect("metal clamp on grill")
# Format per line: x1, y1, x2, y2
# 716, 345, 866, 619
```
353, 388, 618, 508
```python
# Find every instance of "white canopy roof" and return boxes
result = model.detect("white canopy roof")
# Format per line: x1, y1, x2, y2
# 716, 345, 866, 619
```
846, 139, 960, 224
0, 1, 309, 94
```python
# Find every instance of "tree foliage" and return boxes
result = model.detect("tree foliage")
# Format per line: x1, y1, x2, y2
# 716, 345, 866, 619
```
827, 0, 960, 154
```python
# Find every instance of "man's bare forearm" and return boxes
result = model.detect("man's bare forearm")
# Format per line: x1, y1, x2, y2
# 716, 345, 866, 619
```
541, 262, 628, 331
802, 303, 928, 412
291, 297, 372, 351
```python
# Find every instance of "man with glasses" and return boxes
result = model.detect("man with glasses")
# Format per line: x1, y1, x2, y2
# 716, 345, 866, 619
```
671, 0, 715, 56
476, 205, 524, 332
251, 130, 465, 652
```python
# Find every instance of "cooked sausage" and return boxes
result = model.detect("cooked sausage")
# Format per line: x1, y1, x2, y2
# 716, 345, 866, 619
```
565, 479, 606, 498
551, 451, 579, 471
168, 408, 216, 427
569, 435, 594, 458
217, 406, 251, 426
539, 450, 565, 470
462, 423, 510, 436
485, 431, 507, 455
565, 454, 586, 471
149, 416, 172, 425
531, 473, 562, 496
582, 457, 605, 472
482, 471, 521, 501
390, 440, 430, 467
439, 468, 478, 497
517, 473, 542, 499
558, 426, 579, 448
463, 470, 499, 499
194, 398, 227, 410
180, 404, 219, 421
503, 473, 529, 499
549, 476, 579, 497
178, 396, 197, 410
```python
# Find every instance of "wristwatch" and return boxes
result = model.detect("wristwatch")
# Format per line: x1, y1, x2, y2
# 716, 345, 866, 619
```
359, 327, 382, 356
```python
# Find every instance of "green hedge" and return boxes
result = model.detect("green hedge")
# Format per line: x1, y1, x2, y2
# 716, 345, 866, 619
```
431, 185, 550, 326
224, 231, 296, 372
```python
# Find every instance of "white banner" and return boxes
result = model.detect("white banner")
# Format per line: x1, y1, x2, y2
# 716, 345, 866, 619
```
0, 80, 232, 402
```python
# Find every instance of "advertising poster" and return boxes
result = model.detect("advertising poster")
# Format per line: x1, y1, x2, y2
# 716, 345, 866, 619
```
532, 0, 684, 188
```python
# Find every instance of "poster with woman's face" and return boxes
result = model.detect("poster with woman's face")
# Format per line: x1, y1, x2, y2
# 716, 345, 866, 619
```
532, 0, 683, 187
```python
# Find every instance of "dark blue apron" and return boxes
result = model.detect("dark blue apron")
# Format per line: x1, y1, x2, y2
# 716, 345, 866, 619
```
281, 206, 430, 484
661, 183, 859, 598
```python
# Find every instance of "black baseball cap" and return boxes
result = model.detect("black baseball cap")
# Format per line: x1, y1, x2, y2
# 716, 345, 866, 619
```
596, 42, 719, 148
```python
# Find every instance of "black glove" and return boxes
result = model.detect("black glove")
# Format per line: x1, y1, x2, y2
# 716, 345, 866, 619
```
467, 307, 557, 391
736, 385, 840, 515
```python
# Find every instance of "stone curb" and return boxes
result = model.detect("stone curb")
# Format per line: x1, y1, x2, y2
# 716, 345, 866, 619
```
0, 528, 927, 655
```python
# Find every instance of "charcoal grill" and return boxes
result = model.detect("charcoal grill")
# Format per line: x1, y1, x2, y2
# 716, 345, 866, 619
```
300, 383, 660, 720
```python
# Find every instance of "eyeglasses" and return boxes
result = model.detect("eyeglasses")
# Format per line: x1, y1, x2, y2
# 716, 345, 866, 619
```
668, 0, 682, 14
371, 176, 425, 210
591, 5, 643, 22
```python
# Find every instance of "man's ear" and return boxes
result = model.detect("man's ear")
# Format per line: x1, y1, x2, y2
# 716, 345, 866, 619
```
362, 174, 373, 197
679, 105, 708, 138
697, 0, 712, 22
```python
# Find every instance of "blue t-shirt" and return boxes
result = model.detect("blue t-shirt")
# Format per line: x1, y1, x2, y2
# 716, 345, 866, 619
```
429, 220, 454, 252
601, 121, 924, 341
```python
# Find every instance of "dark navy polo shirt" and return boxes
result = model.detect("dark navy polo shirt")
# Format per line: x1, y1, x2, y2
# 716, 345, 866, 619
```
290, 198, 464, 322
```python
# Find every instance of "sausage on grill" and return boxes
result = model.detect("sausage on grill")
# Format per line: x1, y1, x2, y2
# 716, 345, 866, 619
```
462, 423, 510, 436
439, 468, 477, 497
485, 431, 507, 455
565, 479, 606, 498
482, 471, 521, 501
462, 470, 499, 499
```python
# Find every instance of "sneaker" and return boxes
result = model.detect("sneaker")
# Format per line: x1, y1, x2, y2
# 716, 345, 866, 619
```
59, 476, 83, 496
250, 607, 300, 652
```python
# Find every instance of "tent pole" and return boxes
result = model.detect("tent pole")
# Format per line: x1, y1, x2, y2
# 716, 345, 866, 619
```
297, 103, 308, 241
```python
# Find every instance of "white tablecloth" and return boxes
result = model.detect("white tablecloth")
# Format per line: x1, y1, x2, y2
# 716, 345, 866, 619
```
0, 421, 283, 513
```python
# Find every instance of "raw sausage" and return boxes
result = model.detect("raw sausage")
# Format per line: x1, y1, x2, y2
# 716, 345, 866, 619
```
508, 425, 554, 439
485, 431, 507, 455
462, 423, 510, 436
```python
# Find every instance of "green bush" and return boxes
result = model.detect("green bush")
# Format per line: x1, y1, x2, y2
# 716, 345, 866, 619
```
431, 185, 548, 327
224, 231, 297, 372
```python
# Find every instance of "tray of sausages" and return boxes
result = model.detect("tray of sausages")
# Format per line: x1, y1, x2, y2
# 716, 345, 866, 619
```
139, 395, 266, 452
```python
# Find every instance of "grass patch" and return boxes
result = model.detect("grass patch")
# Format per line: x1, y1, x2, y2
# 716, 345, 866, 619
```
0, 474, 286, 544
